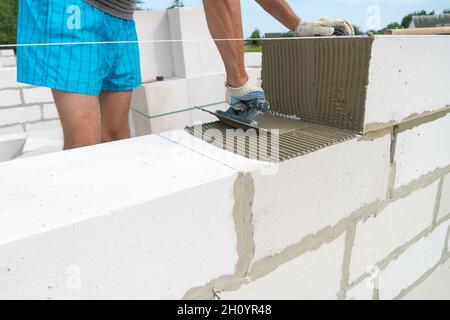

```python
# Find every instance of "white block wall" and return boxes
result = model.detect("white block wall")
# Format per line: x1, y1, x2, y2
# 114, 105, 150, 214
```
1, 114, 449, 299
220, 234, 346, 300
0, 176, 238, 300
0, 49, 16, 68
0, 133, 27, 162
134, 10, 174, 82
364, 36, 450, 132
131, 78, 192, 135
350, 182, 438, 282
0, 89, 21, 107
0, 51, 60, 137
379, 221, 449, 300
0, 135, 239, 299
168, 8, 224, 78
159, 110, 448, 300
251, 135, 391, 260
1, 29, 450, 301
346, 278, 374, 300
394, 113, 450, 189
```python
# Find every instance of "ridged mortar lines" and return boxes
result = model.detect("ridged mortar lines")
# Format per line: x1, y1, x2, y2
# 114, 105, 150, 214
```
183, 163, 450, 300
186, 120, 356, 162
183, 173, 256, 300
262, 37, 373, 133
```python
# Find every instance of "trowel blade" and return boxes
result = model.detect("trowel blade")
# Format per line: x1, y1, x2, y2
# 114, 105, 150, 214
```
197, 107, 268, 132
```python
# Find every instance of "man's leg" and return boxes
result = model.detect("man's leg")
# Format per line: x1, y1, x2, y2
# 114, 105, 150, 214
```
255, 0, 300, 32
52, 90, 102, 150
99, 91, 132, 143
203, 0, 248, 88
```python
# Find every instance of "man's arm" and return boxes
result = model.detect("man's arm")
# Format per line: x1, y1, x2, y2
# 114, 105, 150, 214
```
202, 0, 354, 126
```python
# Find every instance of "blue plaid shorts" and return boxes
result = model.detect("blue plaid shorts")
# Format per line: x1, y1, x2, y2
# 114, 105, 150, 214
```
17, 0, 142, 96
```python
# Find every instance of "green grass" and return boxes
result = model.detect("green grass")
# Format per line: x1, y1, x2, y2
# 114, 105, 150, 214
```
245, 44, 262, 53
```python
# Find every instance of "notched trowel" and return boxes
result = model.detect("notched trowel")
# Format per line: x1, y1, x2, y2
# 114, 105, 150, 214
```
197, 107, 269, 132
197, 107, 308, 135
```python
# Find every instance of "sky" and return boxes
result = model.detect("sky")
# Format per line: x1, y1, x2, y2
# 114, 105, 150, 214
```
143, 0, 450, 36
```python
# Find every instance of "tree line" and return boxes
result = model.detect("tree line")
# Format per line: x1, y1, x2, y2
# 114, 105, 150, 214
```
0, 1, 448, 46
367, 8, 450, 35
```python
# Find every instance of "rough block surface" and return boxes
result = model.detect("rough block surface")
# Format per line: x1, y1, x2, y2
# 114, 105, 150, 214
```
394, 113, 450, 189
379, 221, 449, 300
251, 135, 391, 260
220, 234, 346, 300
350, 182, 438, 282
365, 36, 450, 131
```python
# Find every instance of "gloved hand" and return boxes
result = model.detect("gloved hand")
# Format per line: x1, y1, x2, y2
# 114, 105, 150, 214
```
225, 80, 270, 122
294, 18, 355, 37
317, 18, 355, 36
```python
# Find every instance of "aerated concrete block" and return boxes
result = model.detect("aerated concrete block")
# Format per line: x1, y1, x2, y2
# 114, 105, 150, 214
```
131, 78, 191, 135
246, 67, 262, 87
0, 68, 30, 89
379, 221, 450, 300
220, 234, 345, 300
402, 259, 450, 300
364, 36, 450, 132
0, 50, 14, 57
350, 182, 438, 282
43, 103, 59, 120
0, 125, 24, 136
251, 135, 391, 261
0, 56, 16, 68
262, 38, 372, 133
0, 176, 238, 300
0, 133, 27, 162
134, 10, 174, 82
187, 73, 227, 124
168, 8, 224, 78
22, 87, 54, 104
0, 106, 41, 126
25, 120, 61, 132
0, 89, 22, 107
0, 134, 239, 299
394, 113, 450, 189
346, 278, 374, 300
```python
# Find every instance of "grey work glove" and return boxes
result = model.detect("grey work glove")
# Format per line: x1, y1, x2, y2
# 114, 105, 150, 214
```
294, 18, 355, 37
225, 80, 270, 122
317, 18, 355, 36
